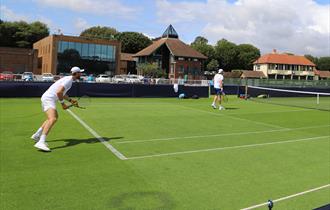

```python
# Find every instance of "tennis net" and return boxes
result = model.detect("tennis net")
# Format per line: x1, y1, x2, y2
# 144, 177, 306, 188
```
245, 85, 330, 111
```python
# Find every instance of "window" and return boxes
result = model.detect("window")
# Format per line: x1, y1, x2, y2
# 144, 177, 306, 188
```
68, 42, 75, 50
94, 44, 101, 60
89, 44, 95, 59
178, 57, 184, 61
75, 42, 82, 55
81, 43, 88, 58
101, 45, 107, 60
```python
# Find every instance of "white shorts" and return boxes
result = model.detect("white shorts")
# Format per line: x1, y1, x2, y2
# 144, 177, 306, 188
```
41, 96, 57, 112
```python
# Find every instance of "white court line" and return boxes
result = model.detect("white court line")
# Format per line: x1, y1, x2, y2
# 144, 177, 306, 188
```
67, 109, 127, 160
241, 184, 330, 210
114, 125, 330, 144
126, 135, 330, 160
179, 105, 286, 129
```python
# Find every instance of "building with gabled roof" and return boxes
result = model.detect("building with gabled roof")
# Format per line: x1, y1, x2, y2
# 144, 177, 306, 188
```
253, 49, 316, 80
134, 25, 207, 80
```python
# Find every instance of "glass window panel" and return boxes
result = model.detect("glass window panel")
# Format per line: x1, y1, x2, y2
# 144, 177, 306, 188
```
113, 46, 116, 62
95, 44, 101, 60
68, 42, 75, 50
75, 42, 82, 56
89, 44, 95, 59
107, 45, 113, 61
101, 45, 107, 60
58, 41, 62, 53
61, 41, 69, 52
81, 43, 88, 58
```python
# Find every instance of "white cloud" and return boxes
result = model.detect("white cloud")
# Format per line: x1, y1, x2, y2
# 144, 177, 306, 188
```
0, 5, 30, 21
74, 18, 90, 33
36, 0, 138, 19
155, 0, 330, 56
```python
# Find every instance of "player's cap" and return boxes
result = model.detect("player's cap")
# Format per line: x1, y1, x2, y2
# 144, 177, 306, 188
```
218, 69, 223, 74
71, 66, 84, 73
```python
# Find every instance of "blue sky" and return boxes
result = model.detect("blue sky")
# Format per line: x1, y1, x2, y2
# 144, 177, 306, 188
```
1, 0, 329, 56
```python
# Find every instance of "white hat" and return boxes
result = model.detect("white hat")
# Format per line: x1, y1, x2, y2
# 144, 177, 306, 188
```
218, 69, 223, 74
70, 66, 84, 73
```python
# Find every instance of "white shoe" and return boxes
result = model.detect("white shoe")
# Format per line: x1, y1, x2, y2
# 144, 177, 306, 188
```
31, 134, 40, 142
211, 104, 217, 109
34, 142, 50, 152
219, 106, 225, 110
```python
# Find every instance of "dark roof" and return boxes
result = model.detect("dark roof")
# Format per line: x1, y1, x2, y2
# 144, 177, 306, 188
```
254, 53, 316, 66
241, 70, 267, 79
134, 38, 207, 59
162, 25, 179, 39
121, 53, 135, 61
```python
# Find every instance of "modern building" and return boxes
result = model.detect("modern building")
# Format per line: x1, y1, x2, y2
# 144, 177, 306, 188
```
0, 47, 38, 73
120, 53, 136, 75
253, 49, 316, 80
33, 35, 121, 75
134, 25, 207, 80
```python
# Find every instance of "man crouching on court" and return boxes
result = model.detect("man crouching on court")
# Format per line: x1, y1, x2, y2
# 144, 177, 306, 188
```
31, 66, 84, 152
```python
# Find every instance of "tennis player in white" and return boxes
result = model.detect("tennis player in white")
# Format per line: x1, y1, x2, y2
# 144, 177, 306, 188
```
211, 69, 225, 110
31, 66, 84, 151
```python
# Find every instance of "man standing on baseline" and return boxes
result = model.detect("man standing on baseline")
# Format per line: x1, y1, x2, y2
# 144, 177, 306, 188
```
211, 69, 225, 110
31, 66, 84, 151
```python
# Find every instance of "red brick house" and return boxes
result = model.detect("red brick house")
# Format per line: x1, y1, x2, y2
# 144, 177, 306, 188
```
134, 25, 207, 80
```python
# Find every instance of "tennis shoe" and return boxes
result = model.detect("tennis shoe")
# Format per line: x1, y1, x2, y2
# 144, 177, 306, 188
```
219, 106, 225, 110
211, 104, 217, 109
34, 142, 50, 152
31, 133, 40, 142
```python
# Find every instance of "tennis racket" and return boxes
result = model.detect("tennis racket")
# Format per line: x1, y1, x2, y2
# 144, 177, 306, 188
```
68, 95, 91, 109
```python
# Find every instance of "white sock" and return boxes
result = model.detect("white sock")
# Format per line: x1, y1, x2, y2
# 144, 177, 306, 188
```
35, 127, 43, 136
38, 134, 47, 143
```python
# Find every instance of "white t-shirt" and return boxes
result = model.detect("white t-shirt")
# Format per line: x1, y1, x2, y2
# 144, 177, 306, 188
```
42, 76, 73, 100
213, 74, 224, 89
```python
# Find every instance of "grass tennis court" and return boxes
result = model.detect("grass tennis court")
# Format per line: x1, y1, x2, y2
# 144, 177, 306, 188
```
1, 96, 329, 210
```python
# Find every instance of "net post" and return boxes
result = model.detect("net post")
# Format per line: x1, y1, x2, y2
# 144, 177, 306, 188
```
317, 93, 319, 104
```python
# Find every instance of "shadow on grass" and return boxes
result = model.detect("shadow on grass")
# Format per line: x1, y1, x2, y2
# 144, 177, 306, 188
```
49, 137, 123, 150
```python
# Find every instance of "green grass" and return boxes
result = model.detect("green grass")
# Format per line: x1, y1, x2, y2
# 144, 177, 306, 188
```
0, 96, 329, 210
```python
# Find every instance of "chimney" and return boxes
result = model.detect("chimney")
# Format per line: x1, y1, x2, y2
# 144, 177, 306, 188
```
272, 49, 277, 54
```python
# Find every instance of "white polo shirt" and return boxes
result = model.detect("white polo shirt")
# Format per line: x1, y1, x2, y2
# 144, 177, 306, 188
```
213, 74, 224, 89
42, 76, 73, 101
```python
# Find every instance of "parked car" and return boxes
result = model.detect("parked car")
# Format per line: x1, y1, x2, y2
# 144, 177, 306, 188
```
126, 75, 143, 84
0, 71, 14, 81
112, 75, 127, 83
95, 74, 111, 83
42, 73, 54, 82
22, 72, 34, 81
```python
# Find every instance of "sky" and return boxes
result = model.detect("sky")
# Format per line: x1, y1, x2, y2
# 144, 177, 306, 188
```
0, 0, 329, 56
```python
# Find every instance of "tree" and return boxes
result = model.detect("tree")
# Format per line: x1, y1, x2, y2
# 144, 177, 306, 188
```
137, 63, 163, 77
80, 26, 118, 40
214, 39, 238, 70
116, 32, 152, 53
236, 44, 260, 70
0, 20, 49, 48
317, 57, 330, 70
206, 59, 219, 71
191, 36, 215, 71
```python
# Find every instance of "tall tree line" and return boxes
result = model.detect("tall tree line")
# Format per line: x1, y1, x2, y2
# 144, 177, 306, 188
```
0, 20, 49, 48
191, 36, 260, 71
